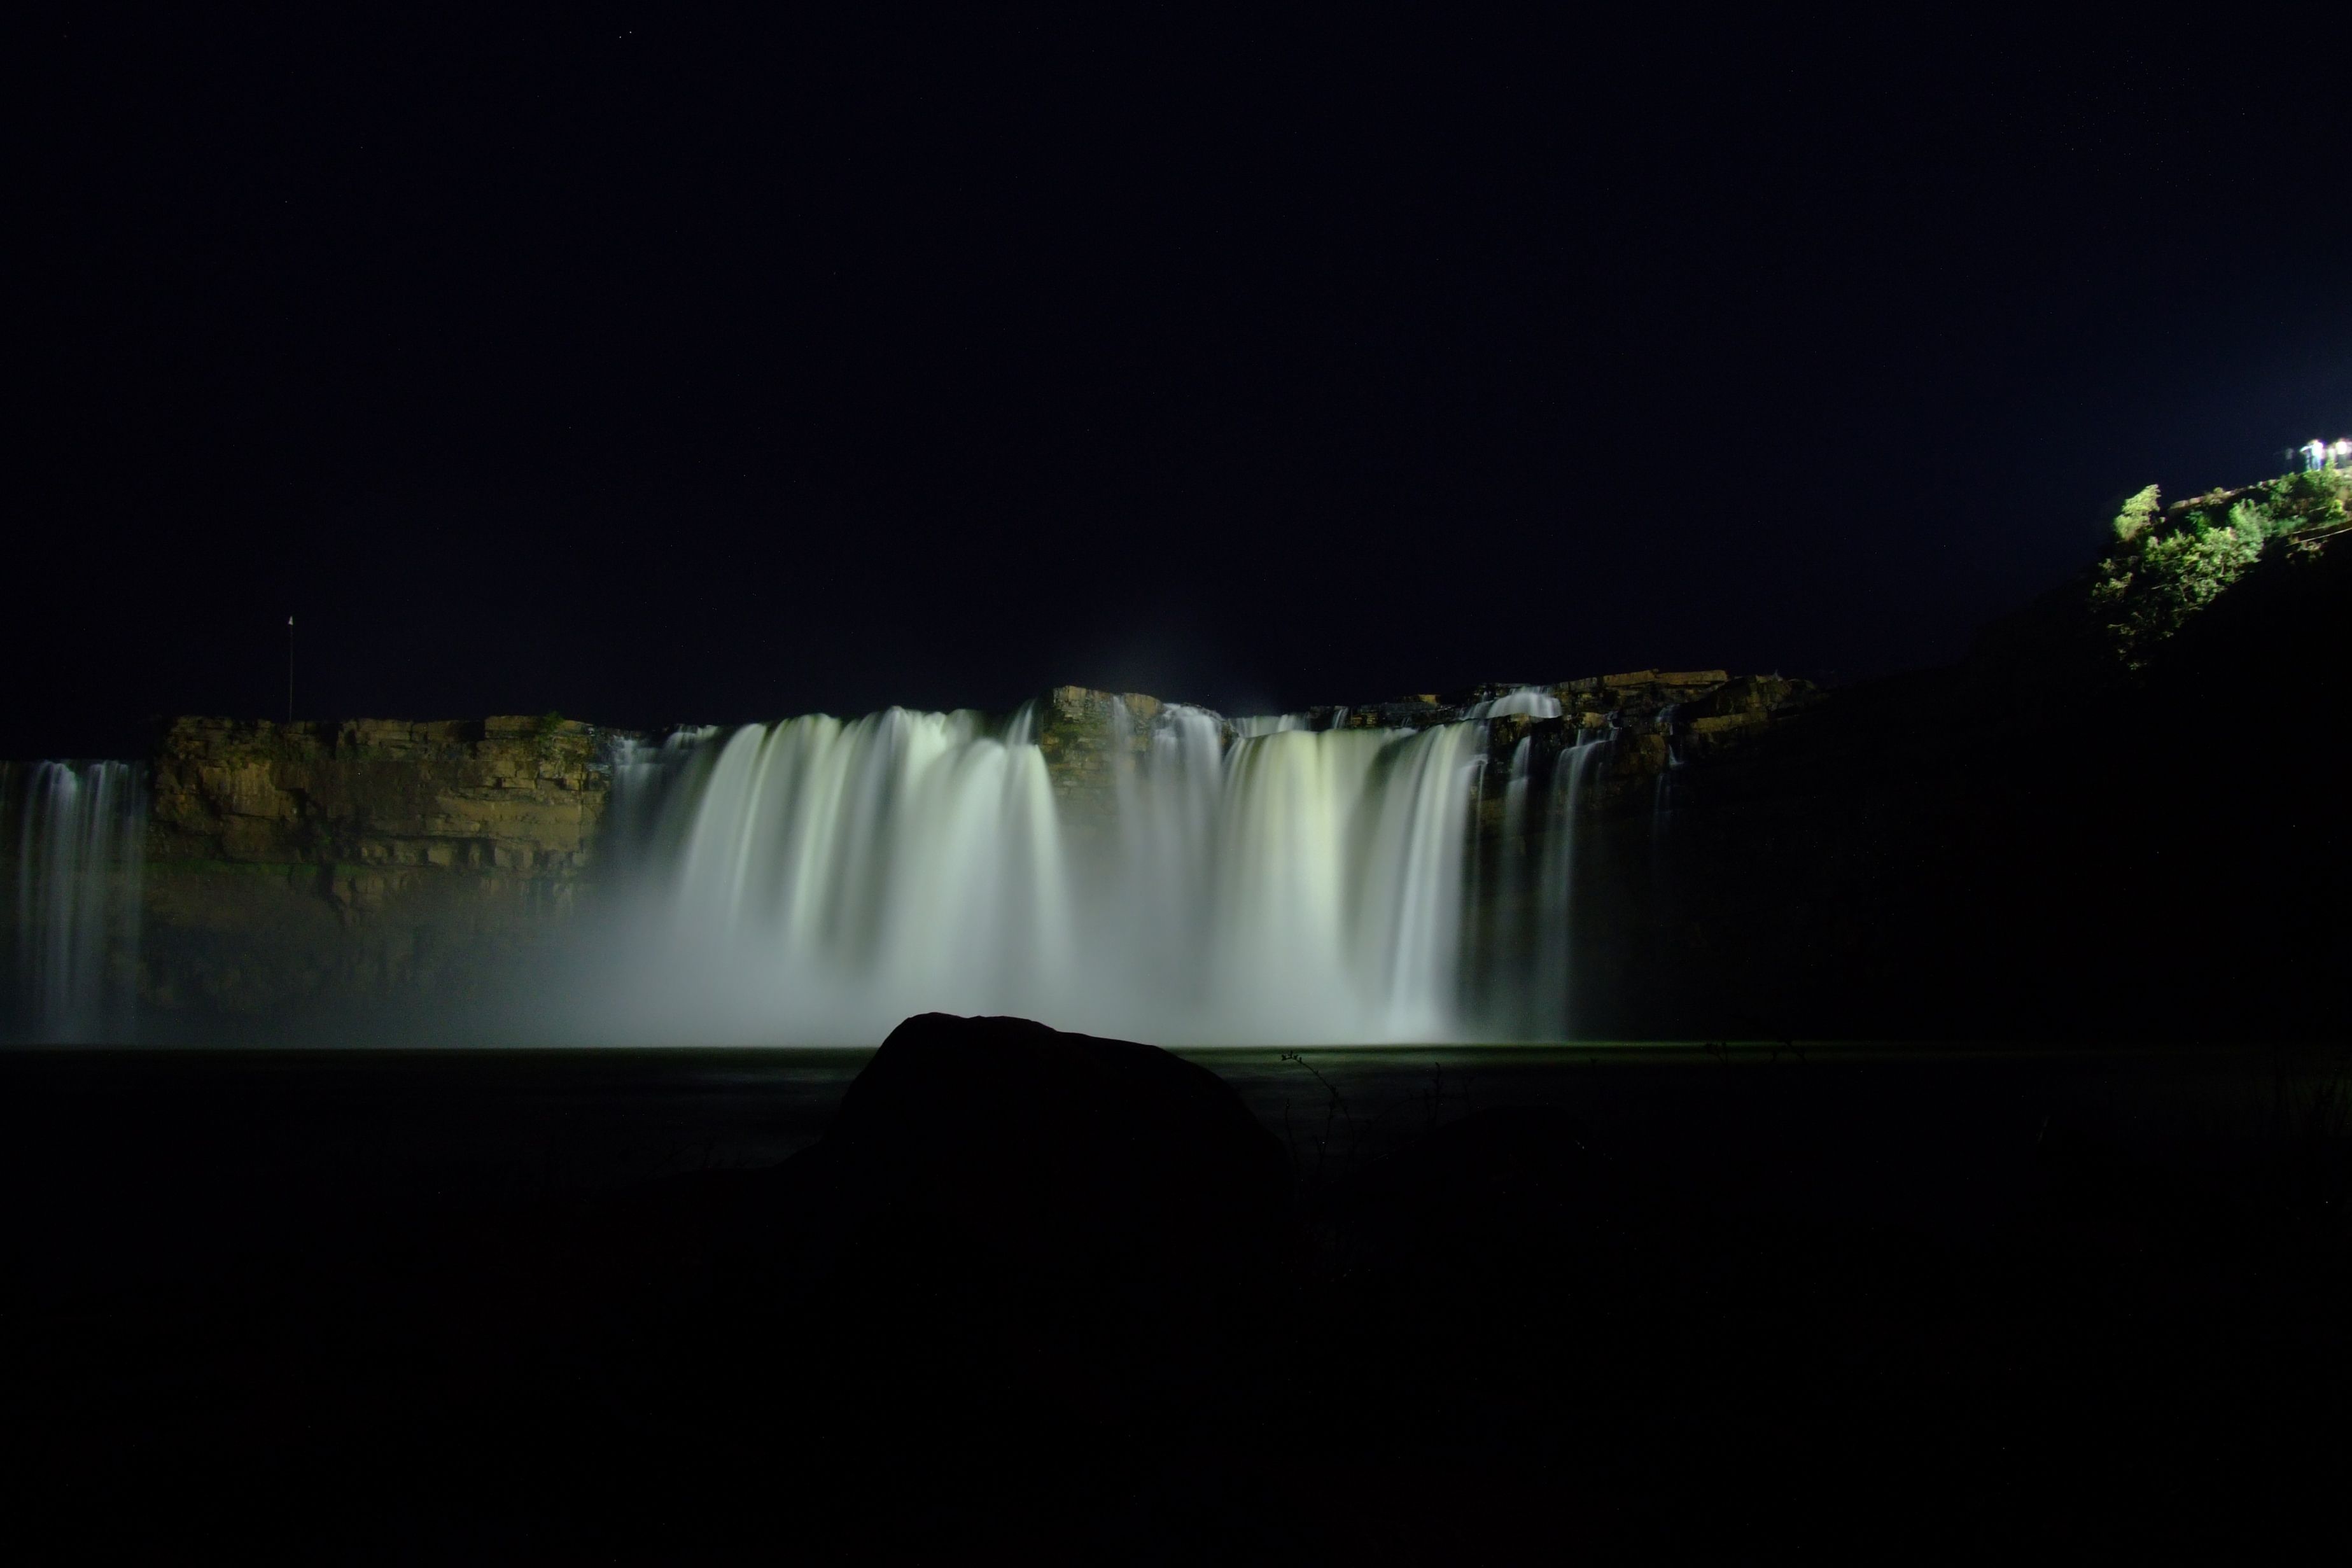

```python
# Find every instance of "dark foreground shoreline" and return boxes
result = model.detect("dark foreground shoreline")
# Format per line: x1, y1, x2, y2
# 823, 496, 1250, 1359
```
6, 1040, 2347, 1560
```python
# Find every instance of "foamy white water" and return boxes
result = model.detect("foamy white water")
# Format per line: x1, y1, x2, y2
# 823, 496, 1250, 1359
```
598, 703, 1550, 1044
7, 761, 146, 1042
4, 702, 1614, 1046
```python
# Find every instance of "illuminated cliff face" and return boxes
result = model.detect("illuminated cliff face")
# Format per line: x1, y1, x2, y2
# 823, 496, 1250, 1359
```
5, 671, 1792, 1044
124, 716, 616, 1029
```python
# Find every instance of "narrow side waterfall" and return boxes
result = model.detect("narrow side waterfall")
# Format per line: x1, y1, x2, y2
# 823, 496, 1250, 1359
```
1538, 730, 1613, 1038
601, 704, 1523, 1044
5, 761, 147, 1042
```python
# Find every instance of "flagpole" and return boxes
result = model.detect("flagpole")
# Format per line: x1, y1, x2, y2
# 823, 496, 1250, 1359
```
286, 615, 295, 726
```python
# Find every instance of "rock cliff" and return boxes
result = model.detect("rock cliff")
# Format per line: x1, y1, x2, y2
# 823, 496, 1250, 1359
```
139, 715, 616, 1020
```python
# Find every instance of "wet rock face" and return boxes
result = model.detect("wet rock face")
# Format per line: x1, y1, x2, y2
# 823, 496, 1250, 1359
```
139, 716, 620, 1019
1032, 683, 1165, 818
150, 715, 609, 871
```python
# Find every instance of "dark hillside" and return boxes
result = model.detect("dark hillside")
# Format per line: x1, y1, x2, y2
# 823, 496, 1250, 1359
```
1603, 505, 2352, 1042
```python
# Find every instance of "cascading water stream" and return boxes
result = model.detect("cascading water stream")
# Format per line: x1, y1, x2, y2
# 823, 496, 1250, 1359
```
602, 704, 1506, 1044
6, 761, 147, 1042
0, 695, 1630, 1045
1532, 727, 1613, 1039
0, 696, 1627, 1046
606, 709, 1074, 1043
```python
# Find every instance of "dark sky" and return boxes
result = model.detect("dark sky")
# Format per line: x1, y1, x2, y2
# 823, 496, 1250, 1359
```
17, 10, 2348, 755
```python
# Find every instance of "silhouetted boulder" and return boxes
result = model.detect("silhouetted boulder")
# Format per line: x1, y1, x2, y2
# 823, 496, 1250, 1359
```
815, 1011, 1292, 1285
756, 1012, 1297, 1443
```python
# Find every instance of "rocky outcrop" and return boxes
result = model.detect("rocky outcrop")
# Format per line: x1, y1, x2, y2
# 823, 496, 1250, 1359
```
150, 715, 608, 872
1033, 685, 1166, 821
1034, 670, 1818, 822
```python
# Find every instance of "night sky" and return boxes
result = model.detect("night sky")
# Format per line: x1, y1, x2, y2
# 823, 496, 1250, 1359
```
17, 12, 2348, 757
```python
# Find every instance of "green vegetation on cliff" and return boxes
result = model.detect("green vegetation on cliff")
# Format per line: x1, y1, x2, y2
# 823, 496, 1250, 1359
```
2091, 468, 2347, 667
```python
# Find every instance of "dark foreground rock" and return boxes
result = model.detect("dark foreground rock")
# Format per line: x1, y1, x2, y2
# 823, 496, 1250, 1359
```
745, 1013, 1299, 1431
6, 1036, 2347, 1562
551, 1014, 1321, 1558
818, 1011, 1292, 1283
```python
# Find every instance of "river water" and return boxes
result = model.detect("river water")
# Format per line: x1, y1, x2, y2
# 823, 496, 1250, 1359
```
5, 1042, 2335, 1307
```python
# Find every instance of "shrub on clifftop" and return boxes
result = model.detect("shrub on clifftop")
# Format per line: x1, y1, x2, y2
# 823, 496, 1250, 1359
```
2090, 469, 2346, 668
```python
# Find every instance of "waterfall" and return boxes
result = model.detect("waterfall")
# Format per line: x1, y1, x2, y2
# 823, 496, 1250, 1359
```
1649, 704, 1684, 946
602, 727, 715, 862
1469, 686, 1564, 720
1651, 703, 1684, 844
1501, 736, 1534, 843
1530, 728, 1612, 1039
596, 710, 1074, 1044
6, 761, 146, 1042
602, 705, 1495, 1045
1193, 722, 1486, 1042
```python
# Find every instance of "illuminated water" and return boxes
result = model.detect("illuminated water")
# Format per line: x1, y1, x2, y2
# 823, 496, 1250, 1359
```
593, 703, 1549, 1045
5, 699, 1614, 1046
4, 762, 146, 1042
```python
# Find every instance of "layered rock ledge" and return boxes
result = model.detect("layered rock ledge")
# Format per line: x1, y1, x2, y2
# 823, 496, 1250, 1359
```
139, 715, 616, 1017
